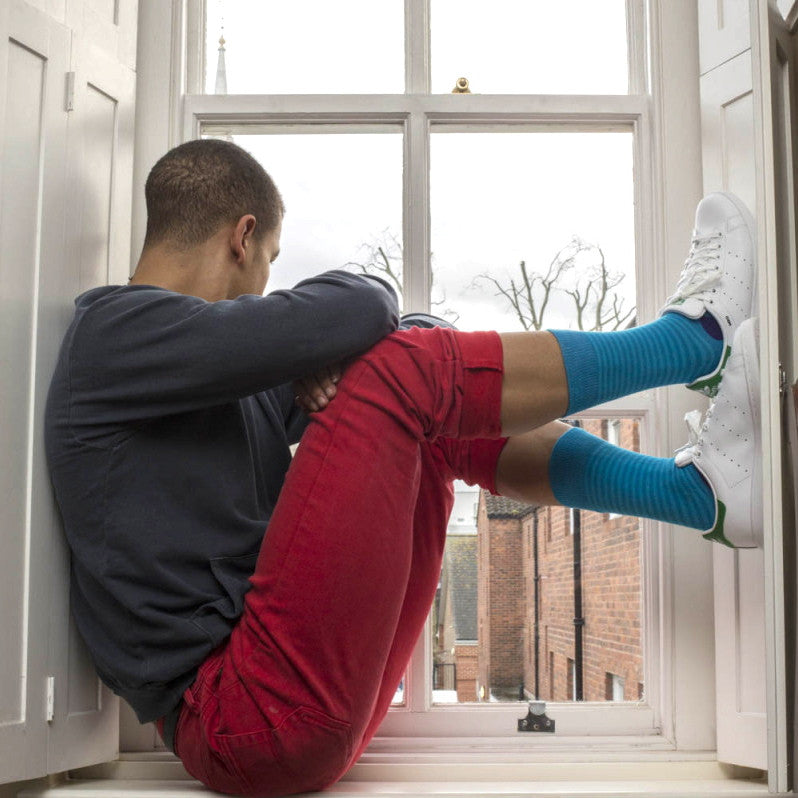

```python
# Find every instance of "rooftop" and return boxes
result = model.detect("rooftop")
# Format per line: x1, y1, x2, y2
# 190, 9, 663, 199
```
484, 494, 537, 519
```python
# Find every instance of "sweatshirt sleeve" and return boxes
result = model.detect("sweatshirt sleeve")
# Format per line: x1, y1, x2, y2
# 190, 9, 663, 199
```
68, 270, 398, 429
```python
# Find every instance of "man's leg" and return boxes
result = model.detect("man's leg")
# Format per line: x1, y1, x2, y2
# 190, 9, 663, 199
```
495, 420, 716, 530
500, 191, 755, 433
540, 318, 762, 548
345, 436, 509, 768
170, 322, 753, 796
496, 318, 761, 547
172, 327, 507, 798
172, 192, 757, 795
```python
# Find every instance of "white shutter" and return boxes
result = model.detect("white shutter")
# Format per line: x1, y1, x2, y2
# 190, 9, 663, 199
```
0, 0, 71, 783
0, 0, 136, 784
697, 0, 765, 774
697, 0, 751, 75
698, 0, 791, 782
698, 43, 768, 769
751, 0, 797, 789
45, 0, 137, 775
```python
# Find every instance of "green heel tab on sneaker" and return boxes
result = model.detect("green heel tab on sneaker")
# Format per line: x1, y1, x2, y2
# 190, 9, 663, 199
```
701, 500, 736, 548
688, 344, 732, 398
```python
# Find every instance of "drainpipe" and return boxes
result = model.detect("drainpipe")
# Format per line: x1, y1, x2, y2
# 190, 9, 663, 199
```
572, 506, 584, 700
532, 508, 540, 699
572, 423, 584, 701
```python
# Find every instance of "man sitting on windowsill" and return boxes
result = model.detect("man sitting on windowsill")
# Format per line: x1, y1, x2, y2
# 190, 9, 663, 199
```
45, 139, 760, 797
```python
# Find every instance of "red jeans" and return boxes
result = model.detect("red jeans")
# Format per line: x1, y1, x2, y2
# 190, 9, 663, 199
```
165, 327, 506, 796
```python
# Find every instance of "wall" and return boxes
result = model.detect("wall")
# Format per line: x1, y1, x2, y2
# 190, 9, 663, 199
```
476, 420, 643, 704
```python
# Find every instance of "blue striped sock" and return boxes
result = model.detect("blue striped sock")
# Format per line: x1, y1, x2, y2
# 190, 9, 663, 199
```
548, 427, 715, 530
551, 312, 723, 415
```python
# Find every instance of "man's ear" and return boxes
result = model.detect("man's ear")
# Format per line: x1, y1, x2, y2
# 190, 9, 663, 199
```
230, 214, 257, 264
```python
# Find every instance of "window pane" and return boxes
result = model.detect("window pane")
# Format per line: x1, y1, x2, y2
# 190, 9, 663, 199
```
432, 0, 629, 95
433, 419, 644, 705
206, 131, 403, 298
430, 131, 635, 333
204, 1, 404, 94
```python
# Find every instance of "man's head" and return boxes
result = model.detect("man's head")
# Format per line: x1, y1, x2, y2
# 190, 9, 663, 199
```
137, 139, 284, 299
143, 138, 284, 251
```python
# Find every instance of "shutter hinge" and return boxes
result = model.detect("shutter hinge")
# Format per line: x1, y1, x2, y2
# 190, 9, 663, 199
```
65, 72, 75, 112
45, 676, 55, 723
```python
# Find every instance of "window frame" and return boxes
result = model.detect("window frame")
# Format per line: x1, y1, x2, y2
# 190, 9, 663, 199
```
607, 419, 623, 519
130, 0, 716, 755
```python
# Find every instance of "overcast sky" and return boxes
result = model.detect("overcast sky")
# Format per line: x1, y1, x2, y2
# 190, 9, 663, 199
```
205, 1, 634, 333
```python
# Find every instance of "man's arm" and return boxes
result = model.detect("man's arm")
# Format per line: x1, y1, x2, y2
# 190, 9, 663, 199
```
68, 271, 398, 431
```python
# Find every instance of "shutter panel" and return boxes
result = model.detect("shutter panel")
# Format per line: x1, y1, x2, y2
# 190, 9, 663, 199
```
750, 0, 797, 789
698, 0, 793, 782
0, 0, 137, 783
697, 0, 767, 773
45, 0, 137, 774
0, 0, 70, 783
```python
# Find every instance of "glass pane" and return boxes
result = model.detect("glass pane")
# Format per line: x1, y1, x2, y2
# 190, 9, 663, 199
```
207, 131, 403, 299
432, 0, 629, 95
205, 1, 404, 94
432, 419, 644, 705
392, 678, 406, 706
430, 131, 635, 333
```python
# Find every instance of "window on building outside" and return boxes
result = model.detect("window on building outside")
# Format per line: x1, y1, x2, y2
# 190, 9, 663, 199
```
606, 420, 623, 519
605, 672, 626, 702
567, 657, 576, 702
457, 424, 642, 707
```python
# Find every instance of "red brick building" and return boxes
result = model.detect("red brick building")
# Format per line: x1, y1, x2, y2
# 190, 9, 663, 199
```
473, 418, 644, 703
432, 490, 480, 703
476, 496, 528, 701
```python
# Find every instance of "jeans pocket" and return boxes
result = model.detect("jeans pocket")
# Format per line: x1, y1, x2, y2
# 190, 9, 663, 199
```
217, 707, 353, 797
271, 707, 353, 788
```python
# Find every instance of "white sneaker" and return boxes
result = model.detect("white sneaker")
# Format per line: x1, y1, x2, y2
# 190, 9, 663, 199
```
660, 192, 756, 397
674, 318, 761, 548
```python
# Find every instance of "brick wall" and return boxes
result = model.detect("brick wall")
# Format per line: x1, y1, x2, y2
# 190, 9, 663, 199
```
477, 419, 643, 703
476, 497, 527, 700
455, 644, 478, 702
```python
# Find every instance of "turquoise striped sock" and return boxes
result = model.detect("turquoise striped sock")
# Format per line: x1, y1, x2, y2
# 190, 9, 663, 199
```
548, 426, 715, 530
551, 312, 723, 415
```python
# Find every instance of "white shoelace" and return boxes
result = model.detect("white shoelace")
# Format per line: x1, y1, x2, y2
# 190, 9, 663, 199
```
665, 232, 723, 305
674, 408, 710, 466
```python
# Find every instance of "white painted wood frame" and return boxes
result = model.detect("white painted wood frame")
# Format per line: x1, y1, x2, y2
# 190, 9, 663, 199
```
0, 0, 71, 780
696, 0, 793, 786
122, 0, 718, 753
751, 0, 796, 790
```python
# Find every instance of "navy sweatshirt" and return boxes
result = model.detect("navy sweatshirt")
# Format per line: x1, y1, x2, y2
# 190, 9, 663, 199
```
44, 270, 399, 723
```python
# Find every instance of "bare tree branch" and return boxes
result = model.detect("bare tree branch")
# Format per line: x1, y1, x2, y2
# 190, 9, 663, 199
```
474, 237, 636, 332
344, 229, 404, 297
343, 228, 459, 321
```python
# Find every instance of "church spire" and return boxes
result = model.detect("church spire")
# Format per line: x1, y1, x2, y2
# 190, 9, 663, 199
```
214, 33, 227, 95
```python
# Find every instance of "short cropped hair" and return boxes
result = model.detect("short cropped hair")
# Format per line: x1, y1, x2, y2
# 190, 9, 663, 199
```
143, 139, 284, 249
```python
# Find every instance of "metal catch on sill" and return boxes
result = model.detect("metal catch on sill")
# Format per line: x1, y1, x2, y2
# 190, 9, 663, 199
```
517, 701, 555, 733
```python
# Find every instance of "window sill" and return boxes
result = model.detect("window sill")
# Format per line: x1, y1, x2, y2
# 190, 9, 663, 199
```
36, 752, 769, 798
23, 779, 772, 798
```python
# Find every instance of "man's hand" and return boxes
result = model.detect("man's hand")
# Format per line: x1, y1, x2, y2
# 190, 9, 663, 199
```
293, 364, 343, 413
